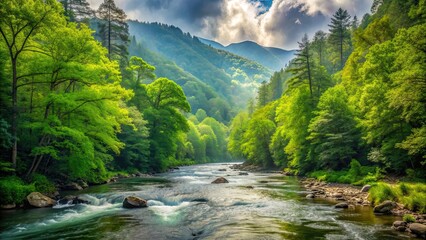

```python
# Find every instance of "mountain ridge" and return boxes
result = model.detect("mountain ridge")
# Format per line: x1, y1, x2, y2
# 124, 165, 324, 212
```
128, 20, 272, 122
199, 38, 295, 71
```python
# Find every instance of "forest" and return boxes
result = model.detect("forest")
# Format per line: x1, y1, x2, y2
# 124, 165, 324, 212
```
0, 0, 425, 214
0, 0, 230, 205
228, 0, 426, 211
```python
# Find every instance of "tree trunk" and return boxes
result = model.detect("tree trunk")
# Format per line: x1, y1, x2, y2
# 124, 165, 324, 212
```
11, 57, 18, 169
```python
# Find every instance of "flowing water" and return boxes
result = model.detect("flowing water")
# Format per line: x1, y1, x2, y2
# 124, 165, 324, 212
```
0, 163, 410, 239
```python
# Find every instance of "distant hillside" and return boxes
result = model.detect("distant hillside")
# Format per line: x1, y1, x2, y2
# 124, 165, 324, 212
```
128, 21, 272, 122
199, 38, 295, 71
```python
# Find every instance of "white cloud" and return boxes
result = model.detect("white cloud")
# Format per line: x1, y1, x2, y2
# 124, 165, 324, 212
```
87, 0, 372, 49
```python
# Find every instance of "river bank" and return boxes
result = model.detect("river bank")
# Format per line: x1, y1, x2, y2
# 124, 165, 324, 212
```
232, 162, 426, 238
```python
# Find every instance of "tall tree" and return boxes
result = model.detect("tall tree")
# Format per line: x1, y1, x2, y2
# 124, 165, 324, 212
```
142, 78, 191, 171
307, 85, 360, 170
60, 0, 94, 22
97, 0, 129, 65
328, 8, 352, 70
312, 31, 327, 66
287, 34, 314, 97
0, 0, 63, 169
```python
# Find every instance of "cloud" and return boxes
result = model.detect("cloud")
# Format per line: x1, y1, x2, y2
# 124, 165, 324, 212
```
88, 0, 372, 49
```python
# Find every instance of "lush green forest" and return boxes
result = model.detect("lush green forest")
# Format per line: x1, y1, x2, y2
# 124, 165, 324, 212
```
228, 0, 426, 181
0, 0, 230, 205
0, 0, 425, 212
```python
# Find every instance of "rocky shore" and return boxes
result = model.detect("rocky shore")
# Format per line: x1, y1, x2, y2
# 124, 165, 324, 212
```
301, 178, 426, 238
232, 163, 426, 238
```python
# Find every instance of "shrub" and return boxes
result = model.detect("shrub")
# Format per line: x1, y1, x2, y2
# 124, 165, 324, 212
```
32, 174, 56, 194
0, 176, 35, 205
403, 214, 416, 223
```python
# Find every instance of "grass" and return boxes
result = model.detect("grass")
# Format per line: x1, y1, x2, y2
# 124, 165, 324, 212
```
369, 182, 426, 213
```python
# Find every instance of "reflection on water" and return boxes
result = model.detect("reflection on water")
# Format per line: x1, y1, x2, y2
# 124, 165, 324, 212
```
0, 163, 409, 239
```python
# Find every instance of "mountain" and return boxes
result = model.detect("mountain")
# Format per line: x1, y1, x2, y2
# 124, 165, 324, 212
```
199, 38, 295, 71
128, 21, 272, 122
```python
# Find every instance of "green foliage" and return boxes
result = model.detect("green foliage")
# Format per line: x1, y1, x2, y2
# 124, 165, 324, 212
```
307, 85, 361, 170
309, 160, 379, 185
0, 176, 35, 205
403, 214, 416, 223
32, 174, 56, 194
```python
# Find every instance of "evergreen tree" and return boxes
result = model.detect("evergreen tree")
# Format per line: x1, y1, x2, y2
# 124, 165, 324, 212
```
313, 31, 327, 66
97, 0, 129, 65
328, 8, 352, 70
287, 34, 314, 98
60, 0, 94, 22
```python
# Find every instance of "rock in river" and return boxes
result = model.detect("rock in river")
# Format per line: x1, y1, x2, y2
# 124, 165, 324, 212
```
123, 196, 147, 208
360, 185, 371, 193
335, 202, 349, 208
373, 200, 396, 214
27, 192, 56, 208
211, 177, 229, 184
392, 221, 407, 232
62, 182, 83, 191
409, 223, 426, 238
306, 194, 315, 199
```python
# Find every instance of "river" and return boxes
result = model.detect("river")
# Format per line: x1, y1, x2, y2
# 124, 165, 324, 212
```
0, 163, 409, 239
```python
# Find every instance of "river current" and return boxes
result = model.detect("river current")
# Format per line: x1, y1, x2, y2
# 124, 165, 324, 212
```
0, 163, 408, 239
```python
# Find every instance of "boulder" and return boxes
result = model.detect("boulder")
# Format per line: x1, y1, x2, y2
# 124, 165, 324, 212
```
335, 202, 349, 208
77, 180, 89, 189
306, 194, 315, 199
62, 182, 83, 191
58, 195, 89, 205
373, 200, 396, 214
123, 196, 147, 208
27, 192, 56, 208
361, 185, 371, 193
218, 169, 227, 171
239, 172, 249, 176
409, 223, 426, 238
0, 203, 16, 209
333, 193, 343, 199
211, 177, 229, 184
46, 191, 60, 200
392, 221, 407, 232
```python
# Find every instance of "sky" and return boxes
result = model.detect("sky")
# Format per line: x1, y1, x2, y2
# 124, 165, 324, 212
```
88, 0, 373, 49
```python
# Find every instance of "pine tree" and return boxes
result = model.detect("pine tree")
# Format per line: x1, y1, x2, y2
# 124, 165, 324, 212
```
313, 30, 327, 66
287, 34, 314, 97
60, 0, 94, 22
97, 0, 129, 65
328, 8, 351, 70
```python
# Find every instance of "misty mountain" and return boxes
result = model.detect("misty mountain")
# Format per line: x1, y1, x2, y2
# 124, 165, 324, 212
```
128, 20, 273, 122
199, 38, 295, 71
